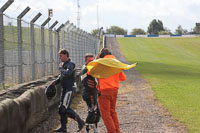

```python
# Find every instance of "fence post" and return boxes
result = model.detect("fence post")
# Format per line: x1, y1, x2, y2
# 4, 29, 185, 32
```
84, 32, 87, 55
77, 29, 82, 65
62, 21, 69, 48
56, 24, 64, 70
0, 0, 14, 88
72, 26, 77, 63
65, 22, 73, 49
62, 30, 65, 48
74, 28, 78, 65
17, 6, 30, 83
54, 31, 57, 72
30, 12, 41, 80
0, 11, 3, 88
41, 17, 51, 77
102, 35, 105, 48
80, 31, 85, 65
49, 21, 58, 75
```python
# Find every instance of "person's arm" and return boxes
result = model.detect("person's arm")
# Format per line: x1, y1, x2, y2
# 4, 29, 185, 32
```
60, 62, 75, 77
80, 65, 88, 84
119, 71, 126, 81
80, 65, 87, 75
50, 75, 60, 85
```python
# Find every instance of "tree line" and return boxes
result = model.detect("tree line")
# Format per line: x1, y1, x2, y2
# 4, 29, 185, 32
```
91, 19, 200, 36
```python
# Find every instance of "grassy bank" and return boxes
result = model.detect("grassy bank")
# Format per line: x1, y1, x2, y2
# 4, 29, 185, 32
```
118, 37, 200, 133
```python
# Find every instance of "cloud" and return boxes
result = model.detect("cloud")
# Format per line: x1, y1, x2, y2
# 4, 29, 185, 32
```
1, 0, 200, 33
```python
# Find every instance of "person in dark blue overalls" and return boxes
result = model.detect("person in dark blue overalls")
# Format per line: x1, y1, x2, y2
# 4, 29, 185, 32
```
53, 49, 84, 132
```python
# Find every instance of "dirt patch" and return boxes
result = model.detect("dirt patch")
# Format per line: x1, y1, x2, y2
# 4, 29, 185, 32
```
30, 37, 188, 133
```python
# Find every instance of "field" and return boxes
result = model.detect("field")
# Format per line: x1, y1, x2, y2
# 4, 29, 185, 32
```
117, 37, 200, 133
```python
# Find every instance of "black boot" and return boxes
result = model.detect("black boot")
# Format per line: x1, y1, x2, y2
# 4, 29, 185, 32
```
85, 123, 90, 133
54, 126, 66, 132
74, 114, 85, 132
54, 115, 67, 132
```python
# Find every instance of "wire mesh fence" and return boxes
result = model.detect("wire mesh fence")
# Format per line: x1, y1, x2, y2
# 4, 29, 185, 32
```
0, 13, 100, 89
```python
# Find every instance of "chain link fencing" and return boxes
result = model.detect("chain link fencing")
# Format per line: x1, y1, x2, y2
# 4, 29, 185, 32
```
0, 13, 100, 89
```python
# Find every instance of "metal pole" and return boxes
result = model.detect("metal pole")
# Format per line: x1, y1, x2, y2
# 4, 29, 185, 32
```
71, 26, 76, 63
54, 31, 57, 72
56, 24, 64, 70
49, 21, 58, 75
30, 12, 41, 80
0, 0, 14, 88
77, 29, 82, 66
80, 31, 84, 65
0, 11, 4, 88
17, 6, 30, 83
41, 17, 51, 76
62, 30, 65, 48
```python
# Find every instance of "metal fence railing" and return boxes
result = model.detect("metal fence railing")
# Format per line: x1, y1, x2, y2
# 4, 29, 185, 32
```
0, 0, 100, 89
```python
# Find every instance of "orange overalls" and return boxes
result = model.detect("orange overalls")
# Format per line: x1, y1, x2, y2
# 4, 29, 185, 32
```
98, 55, 126, 133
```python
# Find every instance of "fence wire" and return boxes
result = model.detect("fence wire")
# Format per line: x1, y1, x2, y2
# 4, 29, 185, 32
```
0, 13, 99, 89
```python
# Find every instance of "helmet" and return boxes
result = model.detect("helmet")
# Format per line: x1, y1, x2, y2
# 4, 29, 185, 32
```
45, 84, 56, 99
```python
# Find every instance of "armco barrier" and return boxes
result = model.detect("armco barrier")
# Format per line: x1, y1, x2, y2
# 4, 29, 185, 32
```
0, 69, 82, 133
124, 35, 136, 37
170, 35, 182, 37
112, 34, 197, 38
116, 35, 124, 38
147, 35, 159, 37
136, 35, 147, 38
159, 35, 170, 38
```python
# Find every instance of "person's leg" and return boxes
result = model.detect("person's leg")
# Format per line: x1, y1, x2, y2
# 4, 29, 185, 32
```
93, 122, 99, 133
83, 96, 92, 133
54, 90, 68, 132
85, 110, 91, 133
63, 90, 84, 131
68, 109, 84, 132
98, 95, 116, 133
54, 111, 67, 132
110, 90, 120, 133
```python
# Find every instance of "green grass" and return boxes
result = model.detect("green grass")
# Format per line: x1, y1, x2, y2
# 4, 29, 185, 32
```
4, 25, 52, 51
118, 37, 200, 133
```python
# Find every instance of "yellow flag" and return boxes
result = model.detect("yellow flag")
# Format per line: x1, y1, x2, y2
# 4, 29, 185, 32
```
87, 58, 137, 78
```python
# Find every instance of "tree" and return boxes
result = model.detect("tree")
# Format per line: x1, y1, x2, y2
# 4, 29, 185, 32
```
175, 25, 188, 35
192, 25, 200, 34
130, 28, 146, 35
147, 19, 164, 34
106, 26, 127, 35
91, 29, 99, 36
158, 27, 172, 35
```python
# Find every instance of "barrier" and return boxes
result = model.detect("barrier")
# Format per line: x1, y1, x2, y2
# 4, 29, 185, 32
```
113, 34, 198, 38
124, 35, 136, 37
0, 69, 82, 133
0, 78, 53, 133
170, 35, 182, 37
147, 35, 159, 37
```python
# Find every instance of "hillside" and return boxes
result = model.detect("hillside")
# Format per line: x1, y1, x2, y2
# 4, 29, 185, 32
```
118, 37, 200, 132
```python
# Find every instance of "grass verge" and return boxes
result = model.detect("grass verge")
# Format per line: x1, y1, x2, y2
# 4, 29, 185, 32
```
118, 37, 200, 133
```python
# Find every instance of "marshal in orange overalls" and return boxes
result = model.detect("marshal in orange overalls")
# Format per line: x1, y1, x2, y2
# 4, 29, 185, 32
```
98, 55, 126, 133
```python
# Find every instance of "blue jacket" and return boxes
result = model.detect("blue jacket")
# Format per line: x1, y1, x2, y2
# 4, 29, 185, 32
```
55, 58, 75, 90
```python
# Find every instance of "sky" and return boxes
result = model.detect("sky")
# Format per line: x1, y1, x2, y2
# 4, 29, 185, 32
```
1, 0, 200, 34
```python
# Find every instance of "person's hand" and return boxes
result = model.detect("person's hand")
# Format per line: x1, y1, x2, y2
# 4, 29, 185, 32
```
51, 80, 56, 85
59, 62, 64, 69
